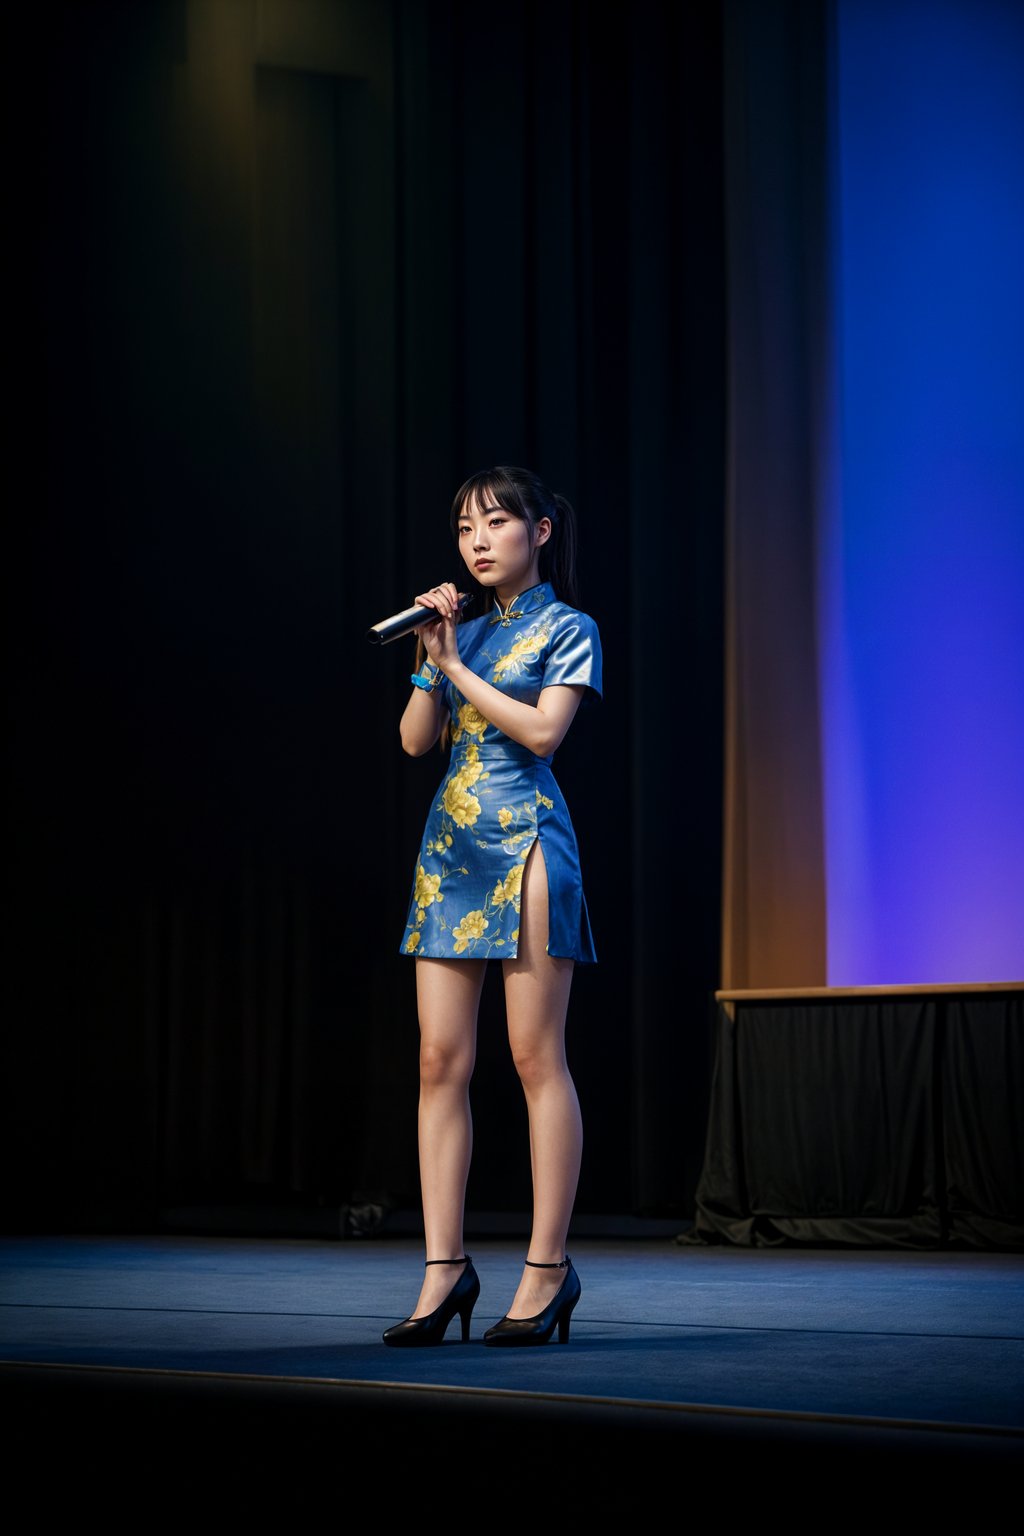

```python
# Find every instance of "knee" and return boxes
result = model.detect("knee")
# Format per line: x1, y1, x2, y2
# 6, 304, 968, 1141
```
510, 1040, 563, 1094
419, 1038, 473, 1091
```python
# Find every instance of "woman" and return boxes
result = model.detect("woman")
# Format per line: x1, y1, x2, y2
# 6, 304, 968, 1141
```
383, 466, 602, 1348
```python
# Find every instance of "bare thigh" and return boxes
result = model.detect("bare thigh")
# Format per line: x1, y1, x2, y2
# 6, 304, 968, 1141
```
502, 838, 574, 1051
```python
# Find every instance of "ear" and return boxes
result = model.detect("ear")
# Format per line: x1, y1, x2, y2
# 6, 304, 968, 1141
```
534, 516, 553, 547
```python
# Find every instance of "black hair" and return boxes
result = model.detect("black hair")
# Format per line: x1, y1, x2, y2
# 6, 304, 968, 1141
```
449, 466, 580, 613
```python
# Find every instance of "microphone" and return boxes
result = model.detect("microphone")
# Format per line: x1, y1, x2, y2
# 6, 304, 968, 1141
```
366, 592, 471, 645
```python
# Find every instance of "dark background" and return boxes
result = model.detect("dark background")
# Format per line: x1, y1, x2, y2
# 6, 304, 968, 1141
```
9, 0, 728, 1231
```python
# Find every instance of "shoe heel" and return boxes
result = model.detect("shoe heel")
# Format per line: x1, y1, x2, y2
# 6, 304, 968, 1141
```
459, 1270, 480, 1342
382, 1256, 478, 1348
483, 1257, 580, 1347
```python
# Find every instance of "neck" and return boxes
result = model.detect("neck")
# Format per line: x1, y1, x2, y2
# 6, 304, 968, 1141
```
495, 566, 542, 607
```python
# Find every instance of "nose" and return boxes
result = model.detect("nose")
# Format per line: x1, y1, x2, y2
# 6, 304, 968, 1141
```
473, 527, 489, 549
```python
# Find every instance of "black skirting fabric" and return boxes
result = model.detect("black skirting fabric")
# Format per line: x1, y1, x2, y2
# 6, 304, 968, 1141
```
686, 994, 1024, 1250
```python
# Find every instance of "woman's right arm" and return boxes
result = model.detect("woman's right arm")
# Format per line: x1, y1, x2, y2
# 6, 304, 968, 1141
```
399, 683, 447, 756
399, 588, 451, 756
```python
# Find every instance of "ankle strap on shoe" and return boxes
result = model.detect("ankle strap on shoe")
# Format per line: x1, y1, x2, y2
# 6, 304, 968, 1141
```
525, 1255, 570, 1268
424, 1256, 471, 1266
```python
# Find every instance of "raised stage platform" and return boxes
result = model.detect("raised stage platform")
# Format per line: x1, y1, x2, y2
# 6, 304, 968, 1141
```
3, 1236, 1021, 1504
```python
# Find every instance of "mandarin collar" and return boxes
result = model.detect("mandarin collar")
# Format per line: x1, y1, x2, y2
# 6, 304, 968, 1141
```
490, 580, 553, 625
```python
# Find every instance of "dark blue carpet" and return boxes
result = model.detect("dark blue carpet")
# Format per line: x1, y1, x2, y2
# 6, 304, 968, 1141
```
2, 1237, 1022, 1428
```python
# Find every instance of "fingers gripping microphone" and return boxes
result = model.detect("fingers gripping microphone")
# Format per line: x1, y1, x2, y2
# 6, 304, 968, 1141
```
366, 593, 470, 645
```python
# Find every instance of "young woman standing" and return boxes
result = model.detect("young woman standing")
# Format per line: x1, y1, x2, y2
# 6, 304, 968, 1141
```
383, 466, 602, 1348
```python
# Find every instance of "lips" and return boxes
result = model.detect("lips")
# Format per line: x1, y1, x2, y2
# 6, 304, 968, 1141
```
475, 560, 494, 570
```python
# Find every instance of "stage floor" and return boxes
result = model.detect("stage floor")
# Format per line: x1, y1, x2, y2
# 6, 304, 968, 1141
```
3, 1236, 1022, 1494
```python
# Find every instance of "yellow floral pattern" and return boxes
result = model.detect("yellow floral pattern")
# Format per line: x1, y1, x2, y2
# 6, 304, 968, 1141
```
491, 863, 523, 910
447, 850, 528, 955
491, 624, 551, 681
423, 831, 454, 856
450, 702, 489, 744
442, 781, 480, 828
452, 909, 488, 953
436, 741, 490, 835
414, 865, 443, 909
495, 797, 539, 858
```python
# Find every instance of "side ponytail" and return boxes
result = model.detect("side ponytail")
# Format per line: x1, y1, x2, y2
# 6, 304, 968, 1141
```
546, 492, 579, 609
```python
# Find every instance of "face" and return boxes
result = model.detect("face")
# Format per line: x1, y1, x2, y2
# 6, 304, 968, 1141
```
456, 489, 551, 599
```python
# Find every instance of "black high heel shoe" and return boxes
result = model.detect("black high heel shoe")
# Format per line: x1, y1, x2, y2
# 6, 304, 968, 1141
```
482, 1256, 581, 1347
382, 1256, 480, 1347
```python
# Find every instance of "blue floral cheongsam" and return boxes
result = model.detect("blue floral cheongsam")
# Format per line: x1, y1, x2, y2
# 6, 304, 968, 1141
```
400, 580, 602, 962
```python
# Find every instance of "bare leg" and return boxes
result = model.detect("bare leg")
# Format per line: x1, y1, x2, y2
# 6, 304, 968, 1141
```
501, 839, 582, 1318
409, 955, 486, 1317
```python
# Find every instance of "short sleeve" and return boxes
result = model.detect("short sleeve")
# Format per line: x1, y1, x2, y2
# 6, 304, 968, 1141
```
541, 612, 603, 700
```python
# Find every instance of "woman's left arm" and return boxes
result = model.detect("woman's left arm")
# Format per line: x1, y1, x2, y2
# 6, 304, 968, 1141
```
448, 665, 585, 757
420, 607, 584, 756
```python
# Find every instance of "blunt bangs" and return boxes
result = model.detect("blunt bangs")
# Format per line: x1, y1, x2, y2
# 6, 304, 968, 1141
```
449, 468, 535, 540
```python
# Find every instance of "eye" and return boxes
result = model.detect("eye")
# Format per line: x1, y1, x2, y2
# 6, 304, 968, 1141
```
489, 517, 506, 527
458, 525, 471, 535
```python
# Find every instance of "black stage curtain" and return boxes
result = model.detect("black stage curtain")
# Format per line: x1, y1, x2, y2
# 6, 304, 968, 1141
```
689, 995, 1024, 1250
9, 0, 725, 1229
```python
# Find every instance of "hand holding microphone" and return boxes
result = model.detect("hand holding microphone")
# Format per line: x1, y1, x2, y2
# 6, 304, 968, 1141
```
414, 582, 465, 673
366, 585, 470, 645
